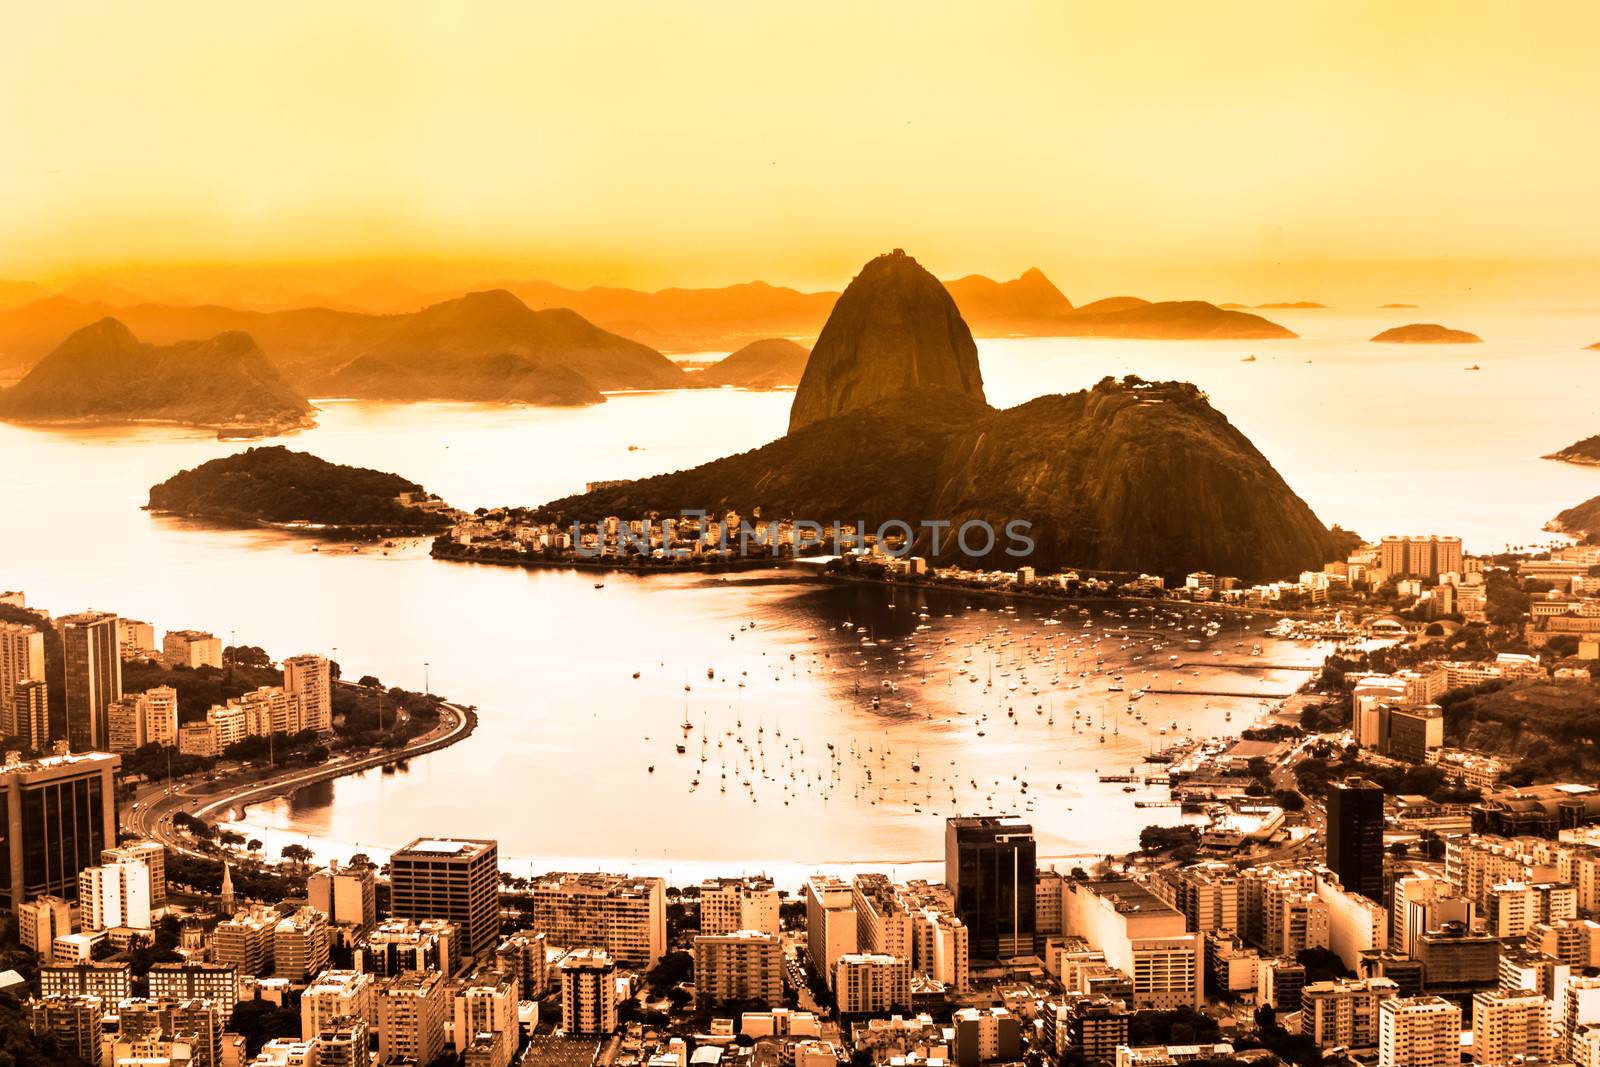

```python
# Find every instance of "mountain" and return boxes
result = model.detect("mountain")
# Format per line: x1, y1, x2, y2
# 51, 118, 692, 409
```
0, 280, 46, 311
698, 339, 810, 389
0, 290, 683, 403
1546, 494, 1600, 542
1074, 296, 1150, 315
537, 251, 1336, 580
943, 268, 1073, 331
1058, 301, 1296, 340
1371, 323, 1481, 343
149, 446, 453, 531
788, 250, 984, 432
0, 318, 313, 432
1545, 435, 1600, 468
1586, 341, 1600, 351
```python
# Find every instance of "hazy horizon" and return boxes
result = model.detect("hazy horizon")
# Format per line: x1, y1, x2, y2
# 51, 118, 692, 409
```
5, 2, 1600, 309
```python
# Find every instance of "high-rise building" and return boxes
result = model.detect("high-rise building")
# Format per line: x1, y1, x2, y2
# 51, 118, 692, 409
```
274, 906, 331, 982
355, 917, 457, 977
945, 816, 1037, 960
852, 873, 914, 961
17, 895, 71, 962
116, 619, 156, 659
835, 953, 911, 1015
0, 749, 119, 912
106, 695, 146, 753
78, 858, 152, 931
388, 838, 501, 957
377, 970, 448, 1065
495, 930, 548, 1000
699, 876, 780, 936
10, 679, 48, 752
39, 960, 132, 1000
308, 861, 377, 939
211, 908, 275, 976
282, 654, 333, 734
804, 875, 858, 989
454, 973, 517, 1067
104, 840, 167, 911
1327, 778, 1386, 902
1063, 879, 1202, 1010
0, 621, 45, 740
140, 686, 179, 749
300, 970, 374, 1039
163, 630, 223, 670
24, 994, 104, 1064
60, 612, 121, 751
148, 961, 239, 1018
1298, 976, 1397, 1049
1379, 535, 1463, 580
1472, 989, 1553, 1064
525, 871, 666, 967
694, 929, 783, 1006
558, 949, 617, 1037
1377, 995, 1461, 1067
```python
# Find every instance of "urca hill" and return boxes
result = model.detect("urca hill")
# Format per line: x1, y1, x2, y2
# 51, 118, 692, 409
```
538, 250, 1339, 580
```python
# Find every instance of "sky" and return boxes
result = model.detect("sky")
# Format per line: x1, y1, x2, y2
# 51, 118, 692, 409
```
4, 1, 1600, 304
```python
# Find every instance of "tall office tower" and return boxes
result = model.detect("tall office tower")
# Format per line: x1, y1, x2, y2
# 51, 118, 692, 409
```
388, 838, 501, 957
283, 654, 333, 734
559, 949, 618, 1036
377, 970, 448, 1065
0, 621, 45, 739
60, 611, 121, 751
309, 861, 378, 939
0, 750, 119, 912
12, 680, 49, 752
945, 816, 1037, 959
1327, 778, 1386, 903
1377, 995, 1461, 1067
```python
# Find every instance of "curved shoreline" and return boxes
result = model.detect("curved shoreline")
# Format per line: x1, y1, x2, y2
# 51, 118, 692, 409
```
123, 697, 478, 861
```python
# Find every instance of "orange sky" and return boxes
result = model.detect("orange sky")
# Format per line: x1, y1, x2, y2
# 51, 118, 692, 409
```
4, 1, 1600, 304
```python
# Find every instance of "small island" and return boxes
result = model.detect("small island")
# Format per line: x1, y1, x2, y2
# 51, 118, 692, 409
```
1587, 341, 1600, 351
1379, 303, 1420, 308
1371, 323, 1482, 343
148, 446, 459, 538
1546, 434, 1600, 468
696, 338, 810, 389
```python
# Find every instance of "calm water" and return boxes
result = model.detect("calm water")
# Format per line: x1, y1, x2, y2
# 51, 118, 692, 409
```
3, 316, 1598, 885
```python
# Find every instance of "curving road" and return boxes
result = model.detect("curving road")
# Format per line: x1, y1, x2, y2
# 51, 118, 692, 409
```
122, 699, 474, 861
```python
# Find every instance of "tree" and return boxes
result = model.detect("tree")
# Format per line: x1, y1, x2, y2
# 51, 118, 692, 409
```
281, 843, 314, 868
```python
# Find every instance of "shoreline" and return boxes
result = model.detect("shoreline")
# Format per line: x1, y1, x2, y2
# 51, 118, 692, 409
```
122, 697, 479, 862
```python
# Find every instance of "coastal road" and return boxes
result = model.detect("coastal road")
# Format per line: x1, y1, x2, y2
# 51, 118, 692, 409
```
122, 699, 474, 862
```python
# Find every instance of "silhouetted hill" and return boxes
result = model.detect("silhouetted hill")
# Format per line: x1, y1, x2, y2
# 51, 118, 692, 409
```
149, 446, 451, 529
1371, 323, 1481, 343
0, 318, 312, 432
1546, 435, 1600, 468
788, 250, 984, 432
698, 339, 810, 389
1379, 303, 1419, 309
1060, 301, 1296, 340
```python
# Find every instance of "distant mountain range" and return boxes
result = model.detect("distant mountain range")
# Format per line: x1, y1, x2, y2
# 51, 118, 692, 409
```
0, 267, 1295, 384
539, 250, 1337, 579
0, 318, 313, 433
